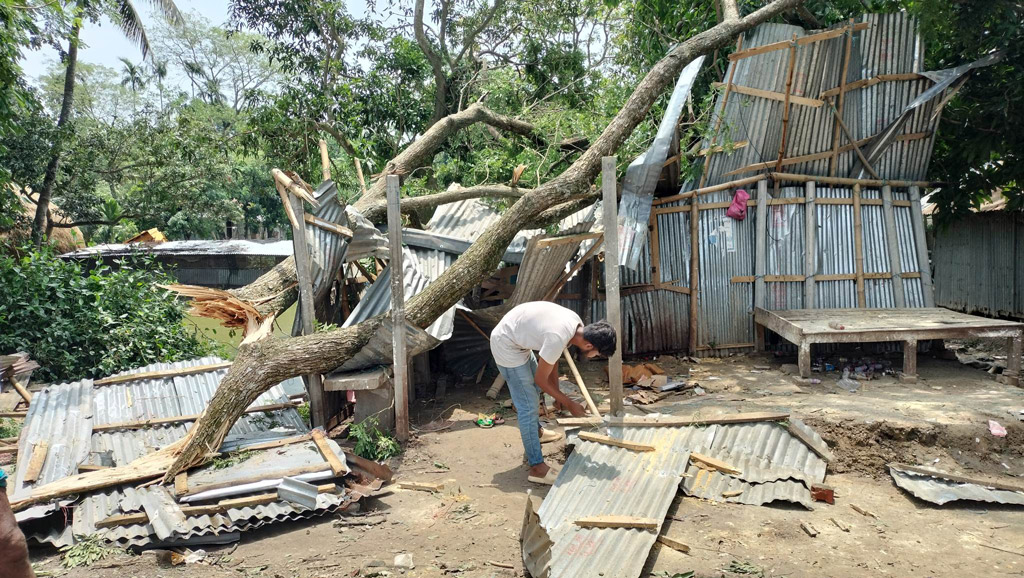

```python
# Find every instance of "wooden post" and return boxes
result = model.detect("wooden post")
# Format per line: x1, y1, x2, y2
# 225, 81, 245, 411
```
602, 157, 624, 416
852, 184, 866, 308
1006, 332, 1022, 387
386, 175, 409, 441
798, 341, 812, 378
880, 185, 906, 308
908, 186, 935, 307
285, 190, 326, 428
901, 338, 918, 383
803, 181, 816, 307
774, 34, 799, 173
318, 139, 331, 182
688, 194, 700, 354
829, 20, 855, 177
754, 179, 768, 312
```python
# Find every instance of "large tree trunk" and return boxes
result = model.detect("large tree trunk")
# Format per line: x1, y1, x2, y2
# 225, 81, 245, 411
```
164, 0, 803, 481
32, 23, 80, 247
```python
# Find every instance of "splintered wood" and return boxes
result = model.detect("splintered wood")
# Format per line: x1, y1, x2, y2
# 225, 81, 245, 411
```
689, 452, 741, 475
159, 284, 266, 335
574, 516, 659, 530
577, 431, 655, 452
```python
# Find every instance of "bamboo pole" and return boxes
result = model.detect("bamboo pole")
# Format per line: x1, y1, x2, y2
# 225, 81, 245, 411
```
774, 34, 798, 173
771, 172, 939, 188
386, 175, 409, 441
654, 174, 767, 206
354, 159, 367, 195
909, 186, 935, 307
852, 184, 866, 307
601, 157, 623, 416
562, 350, 600, 418
803, 181, 816, 307
754, 179, 768, 315
829, 20, 855, 177
318, 139, 331, 181
829, 99, 879, 179
880, 185, 906, 307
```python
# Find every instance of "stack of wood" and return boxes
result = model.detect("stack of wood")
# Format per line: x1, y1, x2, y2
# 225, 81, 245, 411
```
1, 351, 38, 406
607, 361, 666, 385
159, 284, 264, 336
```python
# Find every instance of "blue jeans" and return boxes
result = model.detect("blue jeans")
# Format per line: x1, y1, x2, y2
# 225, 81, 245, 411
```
496, 354, 544, 466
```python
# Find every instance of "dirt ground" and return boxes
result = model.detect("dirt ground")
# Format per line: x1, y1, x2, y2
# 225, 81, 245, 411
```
29, 348, 1024, 578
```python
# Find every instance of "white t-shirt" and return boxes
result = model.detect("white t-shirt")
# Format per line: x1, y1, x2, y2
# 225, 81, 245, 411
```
490, 302, 583, 368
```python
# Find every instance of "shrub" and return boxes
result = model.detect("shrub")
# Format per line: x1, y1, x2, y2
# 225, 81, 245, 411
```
0, 244, 215, 382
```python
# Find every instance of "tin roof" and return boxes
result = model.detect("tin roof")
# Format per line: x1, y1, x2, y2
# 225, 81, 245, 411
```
889, 465, 1024, 506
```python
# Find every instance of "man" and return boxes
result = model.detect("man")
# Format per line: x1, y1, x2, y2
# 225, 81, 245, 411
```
490, 301, 616, 484
1, 470, 36, 578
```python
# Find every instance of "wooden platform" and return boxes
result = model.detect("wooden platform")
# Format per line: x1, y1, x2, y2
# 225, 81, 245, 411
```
754, 307, 1023, 385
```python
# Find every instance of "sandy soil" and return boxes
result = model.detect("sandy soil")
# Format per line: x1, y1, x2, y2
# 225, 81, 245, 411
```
30, 351, 1024, 578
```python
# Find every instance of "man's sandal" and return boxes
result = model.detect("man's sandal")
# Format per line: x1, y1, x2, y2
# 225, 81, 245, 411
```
527, 469, 559, 485
539, 428, 563, 444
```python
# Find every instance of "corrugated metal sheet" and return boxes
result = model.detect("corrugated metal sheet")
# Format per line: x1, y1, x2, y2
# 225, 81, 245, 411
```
291, 181, 351, 335
889, 465, 1024, 506
682, 466, 813, 508
62, 240, 294, 259
934, 212, 1024, 321
12, 357, 336, 547
538, 426, 712, 578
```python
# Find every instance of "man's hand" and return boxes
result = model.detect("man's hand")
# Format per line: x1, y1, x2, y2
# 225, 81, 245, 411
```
563, 399, 587, 417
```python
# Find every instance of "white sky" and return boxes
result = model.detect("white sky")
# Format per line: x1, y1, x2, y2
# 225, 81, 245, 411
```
20, 0, 376, 85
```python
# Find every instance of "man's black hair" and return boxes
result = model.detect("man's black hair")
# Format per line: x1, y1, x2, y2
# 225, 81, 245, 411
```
582, 320, 617, 357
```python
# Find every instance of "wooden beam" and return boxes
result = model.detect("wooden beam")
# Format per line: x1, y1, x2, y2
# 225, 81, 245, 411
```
771, 172, 939, 189
93, 401, 300, 432
10, 377, 32, 404
23, 441, 49, 483
557, 411, 789, 428
829, 19, 856, 176
728, 22, 869, 61
94, 361, 233, 386
387, 175, 410, 441
820, 73, 924, 99
288, 190, 327, 429
723, 132, 932, 178
311, 429, 348, 476
804, 181, 816, 307
398, 480, 445, 492
563, 350, 601, 418
575, 516, 659, 530
303, 213, 353, 238
602, 157, 623, 416
754, 180, 768, 314
655, 174, 767, 206
880, 185, 906, 307
774, 34, 799, 174
577, 431, 654, 452
713, 82, 824, 108
656, 535, 691, 553
174, 472, 188, 496
535, 231, 602, 248
690, 452, 741, 475
853, 184, 866, 307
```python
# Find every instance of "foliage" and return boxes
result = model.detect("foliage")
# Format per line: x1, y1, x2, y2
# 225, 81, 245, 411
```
60, 534, 119, 569
0, 417, 21, 438
0, 245, 215, 382
210, 448, 255, 469
297, 401, 310, 426
349, 416, 401, 461
725, 560, 765, 576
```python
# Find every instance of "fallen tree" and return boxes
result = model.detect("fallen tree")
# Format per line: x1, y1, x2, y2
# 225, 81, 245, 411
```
5, 1, 808, 508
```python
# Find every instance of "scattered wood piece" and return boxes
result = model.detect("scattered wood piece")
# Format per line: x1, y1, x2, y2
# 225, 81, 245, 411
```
656, 534, 691, 553
238, 433, 313, 452
174, 472, 188, 496
577, 431, 655, 452
690, 452, 741, 475
93, 361, 233, 386
23, 441, 49, 483
10, 377, 32, 405
980, 543, 1024, 558
575, 516, 659, 530
563, 350, 601, 418
0, 445, 18, 455
721, 490, 744, 498
830, 517, 850, 532
344, 450, 394, 483
311, 429, 348, 476
77, 464, 110, 472
801, 521, 819, 537
398, 481, 445, 492
557, 411, 789, 428
93, 401, 300, 432
810, 483, 835, 504
850, 504, 877, 519
487, 561, 515, 569
0, 411, 27, 418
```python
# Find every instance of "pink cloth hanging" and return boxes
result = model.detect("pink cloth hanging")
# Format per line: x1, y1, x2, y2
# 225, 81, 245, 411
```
726, 188, 750, 221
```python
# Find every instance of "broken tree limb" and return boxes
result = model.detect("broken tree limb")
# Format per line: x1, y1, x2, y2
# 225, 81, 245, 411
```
157, 0, 807, 481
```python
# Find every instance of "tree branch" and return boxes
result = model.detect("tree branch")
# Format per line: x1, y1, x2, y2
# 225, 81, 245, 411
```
453, 0, 504, 66
415, 0, 449, 126
314, 121, 359, 158
720, 0, 740, 22
401, 184, 529, 214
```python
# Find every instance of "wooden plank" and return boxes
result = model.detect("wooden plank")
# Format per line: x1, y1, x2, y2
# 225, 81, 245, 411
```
23, 441, 49, 483
575, 516, 659, 530
852, 184, 866, 307
563, 350, 601, 418
535, 231, 603, 248
713, 82, 823, 108
94, 361, 233, 386
728, 22, 869, 61
787, 422, 834, 462
754, 180, 768, 312
344, 450, 394, 483
93, 401, 300, 432
577, 431, 654, 452
311, 429, 347, 476
303, 213, 353, 238
602, 157, 623, 415
398, 480, 445, 492
908, 186, 935, 307
77, 464, 110, 472
772, 172, 939, 189
829, 19, 855, 176
880, 185, 906, 307
891, 464, 1024, 493
0, 445, 21, 455
288, 190, 327, 430
0, 411, 27, 418
174, 472, 188, 496
656, 534, 691, 553
234, 433, 313, 452
804, 182, 816, 307
10, 377, 32, 404
723, 132, 932, 178
557, 411, 789, 428
386, 175, 410, 441
690, 452, 741, 475
820, 72, 923, 98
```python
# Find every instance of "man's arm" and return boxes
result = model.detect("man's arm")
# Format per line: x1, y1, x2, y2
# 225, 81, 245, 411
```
534, 358, 586, 417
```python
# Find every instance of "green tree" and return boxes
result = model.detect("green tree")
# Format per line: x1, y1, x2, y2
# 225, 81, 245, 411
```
31, 0, 184, 246
119, 57, 147, 92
